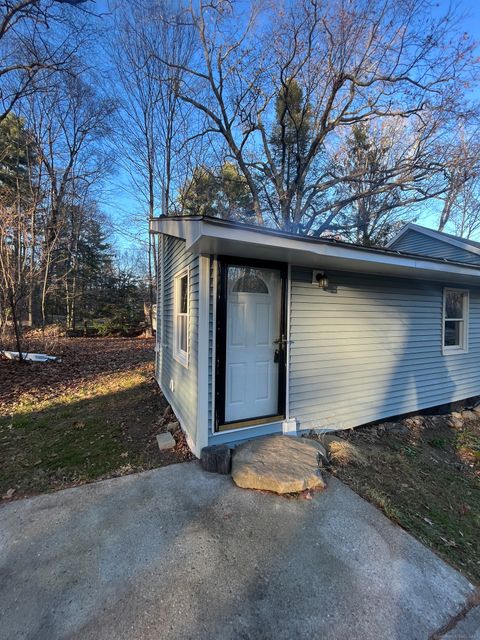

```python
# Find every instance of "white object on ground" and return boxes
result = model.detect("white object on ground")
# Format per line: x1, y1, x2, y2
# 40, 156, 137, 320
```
156, 432, 176, 451
1, 351, 60, 362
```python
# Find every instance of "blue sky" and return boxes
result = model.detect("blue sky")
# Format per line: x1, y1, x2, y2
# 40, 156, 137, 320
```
92, 0, 480, 249
417, 0, 480, 236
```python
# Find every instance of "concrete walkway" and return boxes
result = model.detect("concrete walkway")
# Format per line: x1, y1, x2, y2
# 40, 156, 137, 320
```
0, 462, 477, 640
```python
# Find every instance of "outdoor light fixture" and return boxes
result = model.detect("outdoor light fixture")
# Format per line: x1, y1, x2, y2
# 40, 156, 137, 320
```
312, 270, 329, 289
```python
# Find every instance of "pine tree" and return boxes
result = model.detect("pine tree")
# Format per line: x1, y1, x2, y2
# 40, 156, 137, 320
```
270, 78, 312, 193
180, 162, 254, 220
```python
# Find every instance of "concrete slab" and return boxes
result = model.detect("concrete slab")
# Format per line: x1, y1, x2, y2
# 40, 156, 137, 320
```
443, 606, 480, 640
0, 462, 476, 640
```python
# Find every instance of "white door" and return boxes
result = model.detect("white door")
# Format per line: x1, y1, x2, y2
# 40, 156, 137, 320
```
225, 265, 282, 423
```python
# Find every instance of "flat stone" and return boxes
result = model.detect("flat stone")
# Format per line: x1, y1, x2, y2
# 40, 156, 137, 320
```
232, 435, 325, 494
406, 415, 425, 427
156, 432, 175, 451
447, 415, 464, 429
461, 410, 478, 421
166, 421, 180, 434
383, 421, 410, 435
442, 605, 480, 639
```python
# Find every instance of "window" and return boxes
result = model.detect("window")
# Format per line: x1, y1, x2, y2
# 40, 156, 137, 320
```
443, 288, 469, 354
228, 266, 270, 294
174, 268, 189, 366
232, 273, 269, 294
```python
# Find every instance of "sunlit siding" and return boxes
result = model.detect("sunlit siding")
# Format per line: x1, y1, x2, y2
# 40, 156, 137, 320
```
156, 235, 199, 444
391, 229, 480, 266
289, 267, 480, 431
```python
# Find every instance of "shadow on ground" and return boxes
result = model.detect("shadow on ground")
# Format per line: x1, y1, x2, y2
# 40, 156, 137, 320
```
0, 463, 476, 640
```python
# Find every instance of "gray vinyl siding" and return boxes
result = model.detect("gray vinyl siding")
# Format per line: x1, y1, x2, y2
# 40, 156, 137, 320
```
391, 229, 480, 266
157, 235, 199, 444
289, 267, 480, 431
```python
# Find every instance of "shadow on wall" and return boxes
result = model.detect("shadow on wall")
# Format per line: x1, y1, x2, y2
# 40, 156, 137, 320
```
379, 280, 456, 421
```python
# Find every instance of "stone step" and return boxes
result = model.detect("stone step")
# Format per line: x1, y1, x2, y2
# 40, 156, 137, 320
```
231, 435, 326, 494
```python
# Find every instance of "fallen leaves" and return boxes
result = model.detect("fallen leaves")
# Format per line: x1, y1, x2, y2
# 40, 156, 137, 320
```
0, 336, 155, 417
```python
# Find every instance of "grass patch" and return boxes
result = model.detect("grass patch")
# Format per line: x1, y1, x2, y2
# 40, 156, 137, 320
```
327, 439, 365, 466
1, 369, 158, 497
329, 419, 480, 584
0, 337, 193, 500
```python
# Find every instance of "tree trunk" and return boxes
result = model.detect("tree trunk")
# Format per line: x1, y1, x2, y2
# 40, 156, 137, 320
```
8, 291, 23, 361
145, 237, 154, 337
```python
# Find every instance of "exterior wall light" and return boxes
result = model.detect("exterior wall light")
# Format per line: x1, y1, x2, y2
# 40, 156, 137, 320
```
312, 270, 329, 289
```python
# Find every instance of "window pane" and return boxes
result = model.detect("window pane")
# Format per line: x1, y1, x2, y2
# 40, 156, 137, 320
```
232, 274, 269, 294
228, 266, 273, 294
180, 275, 188, 313
444, 320, 461, 347
445, 291, 464, 319
179, 315, 187, 352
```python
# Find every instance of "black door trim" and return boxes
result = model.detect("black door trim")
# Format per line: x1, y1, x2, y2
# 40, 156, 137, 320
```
214, 255, 288, 431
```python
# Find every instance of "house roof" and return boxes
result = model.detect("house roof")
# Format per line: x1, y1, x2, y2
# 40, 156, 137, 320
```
387, 222, 480, 257
150, 215, 480, 285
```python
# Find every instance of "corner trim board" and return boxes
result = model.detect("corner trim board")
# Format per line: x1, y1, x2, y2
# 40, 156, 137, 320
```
196, 255, 210, 453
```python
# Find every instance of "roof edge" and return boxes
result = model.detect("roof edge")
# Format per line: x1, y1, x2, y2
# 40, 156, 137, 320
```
150, 215, 480, 275
387, 222, 480, 257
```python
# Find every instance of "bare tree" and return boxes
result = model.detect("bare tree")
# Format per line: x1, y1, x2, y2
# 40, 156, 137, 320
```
437, 132, 480, 233
154, 0, 478, 234
0, 0, 93, 122
109, 0, 195, 333
331, 119, 447, 245
22, 70, 114, 326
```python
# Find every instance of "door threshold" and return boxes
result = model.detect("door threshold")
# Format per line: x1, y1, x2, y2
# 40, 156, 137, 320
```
216, 415, 284, 434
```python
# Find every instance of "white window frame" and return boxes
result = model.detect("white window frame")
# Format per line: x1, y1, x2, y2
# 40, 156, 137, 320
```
442, 288, 469, 355
173, 267, 189, 367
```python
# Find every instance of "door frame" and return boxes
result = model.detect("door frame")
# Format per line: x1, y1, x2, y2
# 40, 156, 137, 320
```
214, 255, 288, 432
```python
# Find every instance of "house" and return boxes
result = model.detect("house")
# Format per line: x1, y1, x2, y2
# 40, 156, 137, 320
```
149, 215, 480, 457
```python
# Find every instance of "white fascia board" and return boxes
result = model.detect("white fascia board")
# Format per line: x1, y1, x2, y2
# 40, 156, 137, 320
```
149, 217, 203, 246
188, 220, 480, 281
387, 222, 480, 257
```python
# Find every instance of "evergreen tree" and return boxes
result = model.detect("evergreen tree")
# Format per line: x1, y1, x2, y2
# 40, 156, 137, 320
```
180, 162, 254, 220
269, 78, 313, 229
0, 114, 37, 206
270, 78, 312, 161
0, 114, 39, 356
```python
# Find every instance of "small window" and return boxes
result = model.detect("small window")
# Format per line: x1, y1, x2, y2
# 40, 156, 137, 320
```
174, 268, 189, 366
232, 273, 269, 294
443, 288, 469, 354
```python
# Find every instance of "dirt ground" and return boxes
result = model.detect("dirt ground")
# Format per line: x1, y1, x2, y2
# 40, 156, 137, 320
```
315, 412, 480, 584
0, 335, 193, 501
